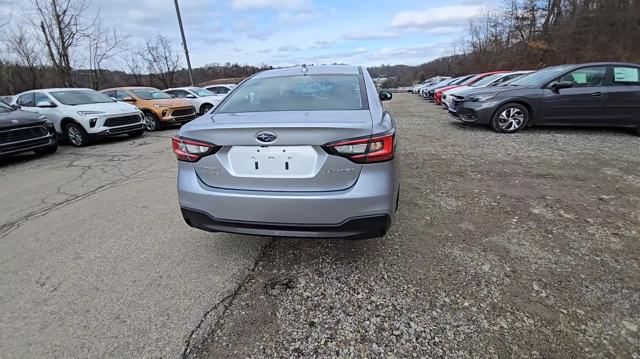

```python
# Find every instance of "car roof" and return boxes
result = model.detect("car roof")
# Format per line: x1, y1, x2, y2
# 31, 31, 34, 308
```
566, 62, 639, 67
542, 62, 639, 72
164, 87, 196, 91
21, 88, 93, 93
101, 86, 158, 91
252, 65, 361, 80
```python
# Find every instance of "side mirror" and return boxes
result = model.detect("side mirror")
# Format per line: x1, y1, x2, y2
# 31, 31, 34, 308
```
379, 91, 393, 101
11, 104, 21, 110
36, 101, 56, 108
110, 97, 118, 102
186, 94, 196, 99
122, 96, 136, 102
551, 81, 573, 92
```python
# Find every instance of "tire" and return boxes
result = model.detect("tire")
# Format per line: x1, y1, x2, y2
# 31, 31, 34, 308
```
128, 130, 144, 138
490, 103, 529, 133
65, 123, 90, 147
34, 144, 58, 155
143, 112, 162, 131
636, 124, 640, 136
199, 103, 213, 115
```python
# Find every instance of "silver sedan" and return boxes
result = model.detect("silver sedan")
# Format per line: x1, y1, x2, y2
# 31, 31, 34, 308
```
173, 65, 399, 239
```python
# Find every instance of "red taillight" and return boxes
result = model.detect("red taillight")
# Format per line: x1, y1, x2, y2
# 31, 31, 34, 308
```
171, 136, 220, 162
324, 131, 395, 164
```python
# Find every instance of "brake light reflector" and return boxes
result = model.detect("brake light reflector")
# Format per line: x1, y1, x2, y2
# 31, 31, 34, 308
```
172, 136, 220, 162
324, 131, 395, 163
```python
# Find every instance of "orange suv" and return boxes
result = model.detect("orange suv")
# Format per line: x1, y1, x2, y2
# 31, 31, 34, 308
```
101, 87, 197, 131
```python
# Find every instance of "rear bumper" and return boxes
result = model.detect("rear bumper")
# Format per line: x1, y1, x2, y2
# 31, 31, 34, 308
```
177, 160, 398, 239
181, 207, 390, 239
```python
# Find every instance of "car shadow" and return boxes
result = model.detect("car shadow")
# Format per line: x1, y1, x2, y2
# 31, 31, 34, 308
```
0, 151, 56, 166
261, 234, 389, 267
448, 120, 637, 136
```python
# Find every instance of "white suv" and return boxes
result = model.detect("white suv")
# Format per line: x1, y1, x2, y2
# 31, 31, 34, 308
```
163, 87, 224, 115
12, 88, 145, 147
203, 84, 236, 96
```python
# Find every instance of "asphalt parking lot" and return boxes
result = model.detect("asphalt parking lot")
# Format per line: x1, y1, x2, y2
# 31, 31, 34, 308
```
1, 93, 638, 358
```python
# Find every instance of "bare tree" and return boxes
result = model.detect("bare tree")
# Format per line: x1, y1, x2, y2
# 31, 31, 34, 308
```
5, 27, 46, 90
140, 34, 181, 88
121, 51, 146, 86
87, 21, 124, 89
32, 0, 94, 86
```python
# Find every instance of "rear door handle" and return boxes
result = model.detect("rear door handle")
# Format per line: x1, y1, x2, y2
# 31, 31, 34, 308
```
591, 92, 604, 97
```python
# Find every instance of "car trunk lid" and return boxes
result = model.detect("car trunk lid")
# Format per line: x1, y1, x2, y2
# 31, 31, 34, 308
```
180, 110, 373, 192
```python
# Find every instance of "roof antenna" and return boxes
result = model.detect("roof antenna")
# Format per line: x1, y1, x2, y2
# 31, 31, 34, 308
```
301, 64, 308, 75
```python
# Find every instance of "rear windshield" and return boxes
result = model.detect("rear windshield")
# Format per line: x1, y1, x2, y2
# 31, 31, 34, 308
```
216, 74, 364, 113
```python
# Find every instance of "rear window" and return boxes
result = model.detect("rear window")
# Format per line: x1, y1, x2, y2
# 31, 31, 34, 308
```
216, 74, 364, 113
613, 67, 640, 85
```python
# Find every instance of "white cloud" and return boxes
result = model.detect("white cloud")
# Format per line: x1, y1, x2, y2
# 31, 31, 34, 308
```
311, 40, 335, 49
424, 26, 464, 35
342, 31, 399, 41
391, 5, 483, 29
232, 20, 257, 33
277, 45, 302, 52
231, 0, 312, 11
364, 44, 444, 63
247, 28, 276, 41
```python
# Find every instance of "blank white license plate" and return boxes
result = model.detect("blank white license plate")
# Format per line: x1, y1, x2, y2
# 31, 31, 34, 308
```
227, 146, 318, 178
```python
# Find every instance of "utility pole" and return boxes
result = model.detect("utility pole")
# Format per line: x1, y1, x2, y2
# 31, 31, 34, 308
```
173, 0, 194, 86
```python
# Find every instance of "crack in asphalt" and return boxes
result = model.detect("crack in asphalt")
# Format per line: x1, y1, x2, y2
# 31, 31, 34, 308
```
0, 148, 169, 240
0, 164, 147, 239
181, 238, 276, 359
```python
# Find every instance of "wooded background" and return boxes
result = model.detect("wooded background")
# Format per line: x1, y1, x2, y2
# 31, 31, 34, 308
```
369, 0, 640, 87
1, 0, 638, 94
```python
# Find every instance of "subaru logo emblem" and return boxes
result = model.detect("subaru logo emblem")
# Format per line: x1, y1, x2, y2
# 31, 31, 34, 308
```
256, 131, 277, 143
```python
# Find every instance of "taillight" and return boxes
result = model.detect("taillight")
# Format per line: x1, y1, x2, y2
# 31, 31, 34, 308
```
171, 136, 220, 162
323, 131, 395, 164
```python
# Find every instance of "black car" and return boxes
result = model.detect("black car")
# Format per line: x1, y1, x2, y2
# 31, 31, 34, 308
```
0, 102, 58, 157
448, 62, 640, 135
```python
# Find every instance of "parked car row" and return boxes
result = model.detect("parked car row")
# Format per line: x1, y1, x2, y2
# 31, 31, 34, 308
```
414, 62, 640, 135
1, 84, 238, 158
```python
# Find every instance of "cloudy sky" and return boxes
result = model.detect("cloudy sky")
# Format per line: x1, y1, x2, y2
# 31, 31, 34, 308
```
7, 0, 497, 68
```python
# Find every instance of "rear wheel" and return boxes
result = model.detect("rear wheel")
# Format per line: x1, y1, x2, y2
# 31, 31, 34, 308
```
200, 103, 213, 115
143, 112, 161, 131
66, 123, 90, 147
491, 103, 529, 133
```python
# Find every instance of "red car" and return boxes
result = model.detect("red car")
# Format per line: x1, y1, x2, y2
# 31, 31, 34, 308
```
434, 71, 508, 105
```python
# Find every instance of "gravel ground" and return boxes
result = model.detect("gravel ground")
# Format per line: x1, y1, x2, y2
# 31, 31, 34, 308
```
191, 93, 640, 358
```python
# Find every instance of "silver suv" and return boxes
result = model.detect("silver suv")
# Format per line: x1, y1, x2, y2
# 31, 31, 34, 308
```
173, 65, 399, 239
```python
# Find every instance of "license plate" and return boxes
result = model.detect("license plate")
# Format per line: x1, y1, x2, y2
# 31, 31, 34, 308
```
227, 146, 318, 178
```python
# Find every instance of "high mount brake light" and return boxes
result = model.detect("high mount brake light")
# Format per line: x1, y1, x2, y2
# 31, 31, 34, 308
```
324, 132, 395, 164
172, 137, 220, 162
